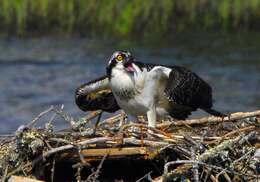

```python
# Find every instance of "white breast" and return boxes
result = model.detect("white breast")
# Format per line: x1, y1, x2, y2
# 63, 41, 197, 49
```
110, 68, 135, 92
110, 65, 172, 118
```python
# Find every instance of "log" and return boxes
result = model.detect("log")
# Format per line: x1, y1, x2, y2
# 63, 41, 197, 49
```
8, 176, 43, 182
59, 147, 158, 161
81, 147, 149, 157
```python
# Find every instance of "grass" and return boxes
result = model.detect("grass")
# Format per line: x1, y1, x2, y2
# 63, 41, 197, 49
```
0, 0, 259, 37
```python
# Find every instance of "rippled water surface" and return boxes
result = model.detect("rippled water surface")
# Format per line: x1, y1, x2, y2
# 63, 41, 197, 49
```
0, 34, 259, 133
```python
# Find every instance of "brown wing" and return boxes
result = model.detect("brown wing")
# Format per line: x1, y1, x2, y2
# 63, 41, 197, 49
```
75, 76, 120, 113
164, 66, 224, 119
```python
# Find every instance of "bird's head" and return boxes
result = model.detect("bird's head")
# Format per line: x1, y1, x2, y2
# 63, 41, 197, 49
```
106, 50, 136, 77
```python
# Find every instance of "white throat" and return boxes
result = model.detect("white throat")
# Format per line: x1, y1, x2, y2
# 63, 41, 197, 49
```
110, 65, 135, 90
110, 63, 147, 93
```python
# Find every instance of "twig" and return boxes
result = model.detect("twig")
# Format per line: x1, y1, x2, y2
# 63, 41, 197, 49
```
238, 131, 257, 145
164, 160, 258, 178
51, 158, 56, 182
123, 137, 169, 147
119, 111, 126, 128
77, 146, 89, 166
75, 165, 82, 182
50, 137, 110, 154
93, 111, 103, 135
210, 174, 218, 182
232, 148, 255, 165
136, 171, 153, 182
53, 106, 75, 126
199, 134, 244, 161
216, 170, 232, 182
98, 113, 123, 127
26, 106, 54, 128
222, 172, 232, 182
209, 125, 255, 144
49, 138, 73, 145
85, 154, 107, 182
6, 163, 31, 179
85, 110, 103, 121
2, 164, 9, 182
191, 147, 199, 182
47, 105, 63, 126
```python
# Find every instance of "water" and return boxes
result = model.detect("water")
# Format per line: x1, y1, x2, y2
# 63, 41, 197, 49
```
0, 34, 259, 133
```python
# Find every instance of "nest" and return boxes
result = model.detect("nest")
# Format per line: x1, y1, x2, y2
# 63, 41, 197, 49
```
0, 106, 260, 182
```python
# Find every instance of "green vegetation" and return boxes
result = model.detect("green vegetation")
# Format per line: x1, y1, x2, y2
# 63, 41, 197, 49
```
0, 0, 260, 37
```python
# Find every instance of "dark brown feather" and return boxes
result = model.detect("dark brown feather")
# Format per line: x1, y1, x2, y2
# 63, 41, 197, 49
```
75, 76, 120, 113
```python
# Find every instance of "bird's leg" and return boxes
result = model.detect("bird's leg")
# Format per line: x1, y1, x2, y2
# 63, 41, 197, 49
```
146, 107, 157, 138
147, 107, 156, 128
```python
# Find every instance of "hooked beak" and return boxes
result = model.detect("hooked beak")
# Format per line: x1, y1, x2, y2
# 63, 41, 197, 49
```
123, 55, 135, 73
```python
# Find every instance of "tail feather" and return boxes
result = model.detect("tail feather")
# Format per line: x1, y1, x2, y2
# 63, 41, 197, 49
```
203, 108, 226, 117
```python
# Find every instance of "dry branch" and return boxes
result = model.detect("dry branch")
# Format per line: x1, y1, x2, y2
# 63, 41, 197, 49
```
158, 110, 260, 128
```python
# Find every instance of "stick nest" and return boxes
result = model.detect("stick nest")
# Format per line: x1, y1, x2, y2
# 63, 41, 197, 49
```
0, 106, 259, 182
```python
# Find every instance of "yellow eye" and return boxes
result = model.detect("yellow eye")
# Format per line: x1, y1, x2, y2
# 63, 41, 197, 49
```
116, 55, 123, 62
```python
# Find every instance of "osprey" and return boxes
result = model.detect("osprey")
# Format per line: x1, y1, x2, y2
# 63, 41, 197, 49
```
75, 51, 224, 128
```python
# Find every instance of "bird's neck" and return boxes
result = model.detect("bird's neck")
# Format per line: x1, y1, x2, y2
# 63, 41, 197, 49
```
110, 63, 147, 94
110, 67, 135, 91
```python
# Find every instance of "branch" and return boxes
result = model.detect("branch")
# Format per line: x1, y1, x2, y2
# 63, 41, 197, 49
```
158, 110, 260, 128
26, 106, 54, 128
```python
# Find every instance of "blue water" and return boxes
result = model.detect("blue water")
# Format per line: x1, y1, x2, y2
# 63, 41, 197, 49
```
0, 34, 259, 133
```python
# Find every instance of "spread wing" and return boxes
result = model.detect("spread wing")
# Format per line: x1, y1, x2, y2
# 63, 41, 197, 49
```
75, 76, 120, 112
164, 66, 213, 119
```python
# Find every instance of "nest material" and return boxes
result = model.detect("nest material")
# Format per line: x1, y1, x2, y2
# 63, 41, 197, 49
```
0, 106, 260, 182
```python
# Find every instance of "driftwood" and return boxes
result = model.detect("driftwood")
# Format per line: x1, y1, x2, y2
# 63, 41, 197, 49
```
0, 107, 259, 182
8, 176, 44, 182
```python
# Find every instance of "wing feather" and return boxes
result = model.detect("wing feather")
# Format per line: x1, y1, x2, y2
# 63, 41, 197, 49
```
75, 76, 120, 112
165, 66, 213, 108
164, 66, 213, 119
